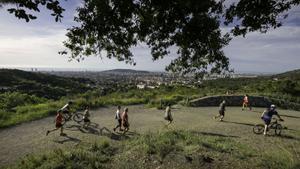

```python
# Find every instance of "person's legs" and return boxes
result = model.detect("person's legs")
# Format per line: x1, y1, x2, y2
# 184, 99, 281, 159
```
114, 119, 122, 131
242, 103, 245, 110
220, 115, 224, 121
46, 128, 58, 135
219, 111, 225, 121
263, 124, 268, 135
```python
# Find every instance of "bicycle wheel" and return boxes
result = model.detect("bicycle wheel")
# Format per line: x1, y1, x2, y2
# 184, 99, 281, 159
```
253, 124, 264, 134
275, 124, 283, 135
73, 113, 84, 123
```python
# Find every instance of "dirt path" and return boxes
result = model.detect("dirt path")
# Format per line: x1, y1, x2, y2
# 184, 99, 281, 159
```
1, 105, 300, 167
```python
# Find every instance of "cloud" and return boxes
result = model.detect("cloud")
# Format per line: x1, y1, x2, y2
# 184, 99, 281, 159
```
224, 26, 300, 73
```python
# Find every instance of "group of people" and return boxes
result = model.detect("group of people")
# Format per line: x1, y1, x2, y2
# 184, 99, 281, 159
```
46, 101, 91, 136
46, 94, 283, 137
213, 94, 284, 135
113, 106, 130, 132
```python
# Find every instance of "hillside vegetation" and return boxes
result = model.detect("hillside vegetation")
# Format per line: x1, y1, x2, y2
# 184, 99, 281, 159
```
0, 69, 300, 128
0, 69, 93, 99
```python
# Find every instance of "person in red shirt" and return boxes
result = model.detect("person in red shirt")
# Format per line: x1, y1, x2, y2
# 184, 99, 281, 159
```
46, 110, 65, 136
121, 107, 130, 133
242, 94, 252, 111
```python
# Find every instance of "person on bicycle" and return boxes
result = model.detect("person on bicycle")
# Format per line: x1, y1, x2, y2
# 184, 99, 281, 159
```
83, 106, 91, 128
113, 106, 122, 132
214, 100, 226, 121
121, 107, 130, 133
261, 104, 283, 135
60, 101, 73, 115
164, 103, 173, 125
46, 110, 66, 136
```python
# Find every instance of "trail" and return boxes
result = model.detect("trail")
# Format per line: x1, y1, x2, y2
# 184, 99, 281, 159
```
1, 105, 300, 167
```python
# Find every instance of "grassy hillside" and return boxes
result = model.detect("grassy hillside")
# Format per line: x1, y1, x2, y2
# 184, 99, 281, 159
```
274, 69, 300, 80
1, 69, 300, 128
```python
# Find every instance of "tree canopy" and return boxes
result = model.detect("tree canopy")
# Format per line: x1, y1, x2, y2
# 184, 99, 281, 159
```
0, 0, 65, 22
2, 0, 300, 77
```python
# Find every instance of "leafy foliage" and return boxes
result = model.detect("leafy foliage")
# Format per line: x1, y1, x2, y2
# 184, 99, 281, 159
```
1, 0, 65, 22
62, 0, 299, 77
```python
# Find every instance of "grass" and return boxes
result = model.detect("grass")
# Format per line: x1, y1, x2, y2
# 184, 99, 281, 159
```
2, 105, 300, 169
6, 130, 298, 169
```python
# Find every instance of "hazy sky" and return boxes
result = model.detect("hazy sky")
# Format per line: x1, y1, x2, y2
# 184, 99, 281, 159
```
0, 1, 299, 73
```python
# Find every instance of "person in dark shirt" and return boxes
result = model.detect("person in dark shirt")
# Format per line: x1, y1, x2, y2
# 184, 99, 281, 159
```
261, 104, 283, 135
214, 100, 226, 121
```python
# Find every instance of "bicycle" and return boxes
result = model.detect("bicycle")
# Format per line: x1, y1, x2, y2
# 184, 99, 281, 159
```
253, 118, 284, 135
62, 111, 84, 125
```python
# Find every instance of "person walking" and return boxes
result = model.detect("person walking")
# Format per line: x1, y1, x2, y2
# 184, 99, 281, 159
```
113, 106, 122, 132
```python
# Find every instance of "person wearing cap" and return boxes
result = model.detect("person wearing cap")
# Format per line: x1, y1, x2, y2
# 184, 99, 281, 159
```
261, 104, 284, 136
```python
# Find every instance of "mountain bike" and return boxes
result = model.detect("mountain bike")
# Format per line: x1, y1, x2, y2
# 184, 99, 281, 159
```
253, 118, 284, 135
62, 111, 84, 125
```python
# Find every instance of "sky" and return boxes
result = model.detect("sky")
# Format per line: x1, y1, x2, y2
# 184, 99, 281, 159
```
0, 1, 299, 73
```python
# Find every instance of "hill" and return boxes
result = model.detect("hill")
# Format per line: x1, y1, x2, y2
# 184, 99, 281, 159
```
274, 69, 300, 80
101, 69, 150, 74
0, 69, 93, 99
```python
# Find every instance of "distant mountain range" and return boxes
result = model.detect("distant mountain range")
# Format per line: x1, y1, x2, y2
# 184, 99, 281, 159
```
101, 69, 151, 74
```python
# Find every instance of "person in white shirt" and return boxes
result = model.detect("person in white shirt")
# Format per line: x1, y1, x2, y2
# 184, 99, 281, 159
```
113, 106, 122, 132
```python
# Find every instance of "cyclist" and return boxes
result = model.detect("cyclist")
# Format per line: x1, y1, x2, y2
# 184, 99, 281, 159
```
46, 110, 65, 136
113, 106, 122, 132
261, 104, 284, 136
214, 100, 226, 121
164, 103, 173, 125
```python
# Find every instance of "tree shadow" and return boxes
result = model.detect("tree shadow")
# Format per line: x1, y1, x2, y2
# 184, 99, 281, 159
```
280, 115, 300, 119
109, 130, 140, 141
64, 123, 101, 135
53, 135, 81, 145
278, 134, 300, 141
191, 131, 239, 138
222, 120, 254, 127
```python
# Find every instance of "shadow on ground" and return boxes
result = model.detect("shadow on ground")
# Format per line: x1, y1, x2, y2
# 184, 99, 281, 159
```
64, 121, 139, 141
191, 131, 240, 138
222, 120, 254, 127
53, 135, 81, 145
